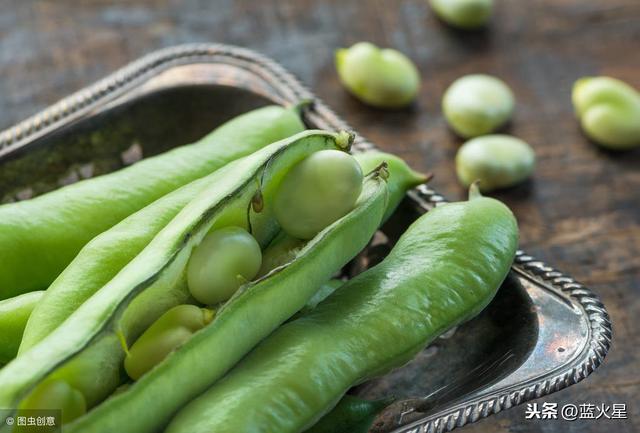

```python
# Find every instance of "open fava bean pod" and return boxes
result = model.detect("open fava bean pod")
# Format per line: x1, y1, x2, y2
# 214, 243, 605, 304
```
0, 129, 390, 432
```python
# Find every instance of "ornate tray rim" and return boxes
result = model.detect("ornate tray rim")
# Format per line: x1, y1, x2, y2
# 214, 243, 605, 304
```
0, 43, 612, 433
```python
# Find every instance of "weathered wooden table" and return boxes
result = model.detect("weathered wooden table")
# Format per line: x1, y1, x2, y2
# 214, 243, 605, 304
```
0, 1, 638, 432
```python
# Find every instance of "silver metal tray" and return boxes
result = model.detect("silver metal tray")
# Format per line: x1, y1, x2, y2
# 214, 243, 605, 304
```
0, 44, 612, 433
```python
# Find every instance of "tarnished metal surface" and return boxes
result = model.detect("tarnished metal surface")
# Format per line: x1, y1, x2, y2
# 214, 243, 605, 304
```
0, 44, 611, 433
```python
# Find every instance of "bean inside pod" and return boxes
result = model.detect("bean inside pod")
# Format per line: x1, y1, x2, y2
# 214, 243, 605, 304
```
124, 305, 215, 380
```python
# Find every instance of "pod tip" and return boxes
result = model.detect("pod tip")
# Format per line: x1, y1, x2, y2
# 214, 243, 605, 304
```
420, 172, 434, 185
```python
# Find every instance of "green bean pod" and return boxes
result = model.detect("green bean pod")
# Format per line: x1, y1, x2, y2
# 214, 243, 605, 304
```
64, 156, 388, 433
0, 105, 305, 300
0, 130, 388, 433
298, 279, 344, 317
0, 291, 43, 364
166, 185, 518, 433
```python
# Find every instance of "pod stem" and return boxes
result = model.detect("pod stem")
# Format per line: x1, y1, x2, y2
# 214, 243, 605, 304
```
469, 181, 483, 200
246, 180, 264, 235
251, 189, 264, 213
335, 130, 355, 151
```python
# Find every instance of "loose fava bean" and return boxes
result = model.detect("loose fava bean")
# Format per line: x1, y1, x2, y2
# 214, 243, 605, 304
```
572, 76, 640, 150
443, 74, 514, 138
429, 0, 493, 29
124, 305, 213, 380
456, 135, 535, 192
187, 227, 262, 305
306, 395, 393, 433
18, 379, 86, 425
274, 150, 364, 240
336, 42, 420, 109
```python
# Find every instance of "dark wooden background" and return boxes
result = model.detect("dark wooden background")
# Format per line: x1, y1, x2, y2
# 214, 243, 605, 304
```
0, 0, 638, 432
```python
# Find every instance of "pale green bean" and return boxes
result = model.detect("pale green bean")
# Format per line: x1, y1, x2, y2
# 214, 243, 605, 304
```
430, 0, 493, 29
443, 74, 514, 138
124, 305, 214, 380
274, 150, 363, 240
336, 42, 420, 108
572, 76, 640, 150
456, 134, 535, 192
187, 228, 262, 305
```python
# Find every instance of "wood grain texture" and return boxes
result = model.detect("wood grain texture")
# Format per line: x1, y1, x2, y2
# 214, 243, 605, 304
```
0, 0, 638, 432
